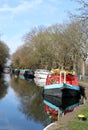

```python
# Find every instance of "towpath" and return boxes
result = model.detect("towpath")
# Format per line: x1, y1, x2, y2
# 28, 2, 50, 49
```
44, 81, 88, 130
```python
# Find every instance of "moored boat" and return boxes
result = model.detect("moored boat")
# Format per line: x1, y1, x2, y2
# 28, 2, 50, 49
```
24, 69, 34, 79
43, 69, 81, 97
19, 69, 25, 79
3, 66, 11, 73
34, 69, 50, 79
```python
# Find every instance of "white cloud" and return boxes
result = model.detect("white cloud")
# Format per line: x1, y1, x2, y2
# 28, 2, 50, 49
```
0, 0, 44, 21
0, 0, 64, 54
0, 0, 43, 13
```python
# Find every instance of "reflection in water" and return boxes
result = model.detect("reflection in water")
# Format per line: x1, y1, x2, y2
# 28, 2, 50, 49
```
0, 74, 50, 130
0, 75, 8, 99
34, 78, 46, 87
43, 93, 85, 122
0, 74, 85, 130
10, 75, 50, 129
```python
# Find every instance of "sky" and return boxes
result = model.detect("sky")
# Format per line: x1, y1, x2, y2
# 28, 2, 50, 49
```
0, 0, 80, 54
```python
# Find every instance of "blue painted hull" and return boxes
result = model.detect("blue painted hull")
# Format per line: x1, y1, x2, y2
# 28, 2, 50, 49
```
44, 83, 80, 91
43, 83, 80, 97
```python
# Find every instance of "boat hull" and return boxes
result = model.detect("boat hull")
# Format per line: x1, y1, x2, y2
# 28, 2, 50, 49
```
43, 87, 62, 98
43, 83, 80, 97
43, 73, 80, 97
34, 69, 50, 79
43, 87, 80, 98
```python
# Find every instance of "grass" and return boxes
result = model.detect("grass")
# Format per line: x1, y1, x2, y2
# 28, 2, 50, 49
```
68, 104, 88, 130
55, 104, 88, 130
68, 121, 88, 130
55, 126, 62, 130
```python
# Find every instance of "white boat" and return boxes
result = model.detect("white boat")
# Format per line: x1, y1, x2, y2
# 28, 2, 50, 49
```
3, 66, 11, 73
34, 78, 46, 87
34, 69, 50, 79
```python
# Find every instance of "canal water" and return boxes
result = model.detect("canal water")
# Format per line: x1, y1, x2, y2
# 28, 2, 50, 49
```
0, 74, 85, 130
0, 74, 50, 130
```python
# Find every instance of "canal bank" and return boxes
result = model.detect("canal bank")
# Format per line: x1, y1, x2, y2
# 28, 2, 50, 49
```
44, 81, 88, 130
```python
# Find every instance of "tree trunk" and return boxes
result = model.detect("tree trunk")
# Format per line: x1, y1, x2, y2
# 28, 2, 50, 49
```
82, 60, 85, 77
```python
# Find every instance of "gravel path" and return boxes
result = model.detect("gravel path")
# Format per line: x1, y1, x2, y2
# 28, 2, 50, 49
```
44, 82, 88, 130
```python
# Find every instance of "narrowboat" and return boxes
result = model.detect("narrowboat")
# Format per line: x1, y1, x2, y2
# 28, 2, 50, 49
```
43, 69, 81, 97
19, 69, 25, 79
24, 69, 34, 79
34, 69, 50, 79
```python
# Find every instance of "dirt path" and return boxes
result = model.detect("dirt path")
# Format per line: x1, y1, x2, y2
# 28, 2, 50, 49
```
44, 82, 88, 130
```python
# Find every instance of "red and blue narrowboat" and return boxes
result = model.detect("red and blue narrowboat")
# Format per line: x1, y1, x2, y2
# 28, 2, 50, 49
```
43, 69, 81, 97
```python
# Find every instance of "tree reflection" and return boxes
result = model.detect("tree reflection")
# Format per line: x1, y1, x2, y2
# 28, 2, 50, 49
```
10, 76, 49, 126
0, 75, 8, 99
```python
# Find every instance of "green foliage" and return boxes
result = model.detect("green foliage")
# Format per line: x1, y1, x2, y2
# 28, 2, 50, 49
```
0, 41, 9, 65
